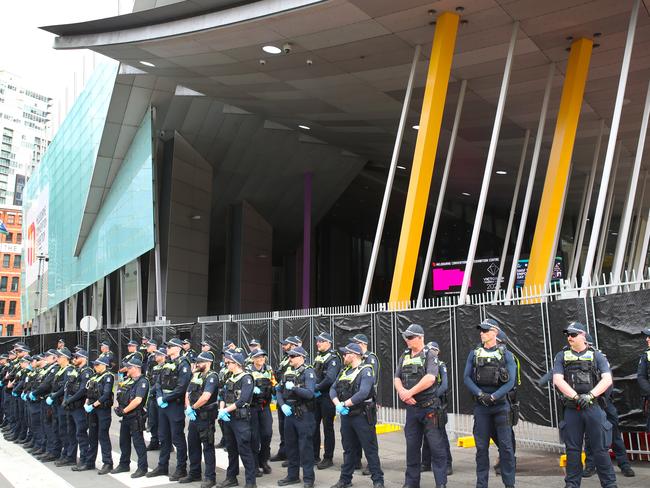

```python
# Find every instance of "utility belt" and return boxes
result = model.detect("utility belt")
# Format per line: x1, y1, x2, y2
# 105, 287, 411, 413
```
161, 390, 182, 403
415, 396, 441, 409
563, 396, 605, 410
286, 399, 314, 418
123, 408, 148, 432
348, 401, 377, 424
225, 403, 251, 420
507, 389, 520, 426
65, 397, 85, 411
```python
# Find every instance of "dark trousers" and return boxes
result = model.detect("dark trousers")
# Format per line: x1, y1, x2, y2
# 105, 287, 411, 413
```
43, 402, 61, 455
71, 408, 90, 466
223, 416, 257, 484
119, 414, 148, 470
421, 426, 453, 468
88, 408, 113, 466
158, 400, 187, 470
187, 416, 216, 481
313, 394, 335, 460
56, 404, 76, 459
251, 405, 273, 465
285, 410, 316, 484
147, 396, 159, 444
340, 413, 383, 484
585, 398, 630, 469
29, 402, 43, 448
15, 399, 28, 439
562, 406, 617, 488
474, 402, 515, 488
404, 405, 448, 488
277, 407, 286, 456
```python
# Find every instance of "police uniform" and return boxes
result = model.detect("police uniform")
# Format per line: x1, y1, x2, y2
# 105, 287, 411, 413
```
85, 358, 115, 472
273, 349, 292, 460
150, 338, 191, 479
32, 353, 61, 461
114, 361, 149, 474
49, 349, 77, 465
97, 344, 116, 371
12, 358, 32, 444
637, 327, 650, 432
277, 346, 317, 487
330, 343, 384, 487
25, 359, 44, 453
463, 320, 516, 488
248, 350, 275, 472
185, 355, 219, 485
552, 324, 617, 488
64, 350, 94, 470
183, 340, 198, 362
396, 327, 448, 488
221, 352, 257, 487
146, 346, 164, 450
313, 333, 341, 466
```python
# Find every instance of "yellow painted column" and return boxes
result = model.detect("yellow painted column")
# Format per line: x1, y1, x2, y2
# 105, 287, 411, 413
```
389, 12, 459, 305
523, 38, 593, 294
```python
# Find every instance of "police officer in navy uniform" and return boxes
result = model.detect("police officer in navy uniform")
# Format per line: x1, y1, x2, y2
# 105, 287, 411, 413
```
464, 319, 516, 488
248, 348, 275, 475
57, 338, 66, 351
216, 341, 236, 449
201, 341, 217, 365
64, 349, 93, 472
638, 327, 650, 432
395, 324, 448, 488
271, 336, 302, 463
33, 349, 61, 462
330, 342, 384, 488
48, 347, 77, 467
246, 339, 262, 366
421, 341, 452, 476
86, 355, 115, 474
112, 357, 149, 478
183, 339, 198, 362
147, 337, 191, 481
183, 351, 219, 487
312, 332, 341, 469
146, 343, 165, 451
26, 355, 45, 455
119, 340, 144, 378
277, 345, 317, 488
139, 336, 150, 358
218, 350, 257, 488
98, 341, 116, 371
552, 322, 617, 488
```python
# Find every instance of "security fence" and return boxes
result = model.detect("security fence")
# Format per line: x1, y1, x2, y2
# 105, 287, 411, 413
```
2, 273, 650, 459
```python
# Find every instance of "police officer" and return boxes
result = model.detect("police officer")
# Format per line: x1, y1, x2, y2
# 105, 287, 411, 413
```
313, 332, 341, 469
330, 342, 384, 488
395, 324, 448, 488
638, 327, 650, 432
57, 339, 66, 351
552, 321, 617, 488
216, 343, 235, 449
49, 347, 77, 467
64, 349, 93, 472
120, 340, 143, 377
1, 349, 19, 434
146, 343, 164, 451
246, 339, 262, 365
217, 350, 257, 488
33, 349, 61, 462
139, 336, 150, 358
582, 334, 634, 478
112, 357, 149, 478
184, 352, 220, 487
86, 355, 115, 474
201, 341, 217, 364
248, 348, 275, 475
98, 341, 116, 371
26, 355, 45, 455
277, 345, 317, 488
182, 339, 198, 361
13, 354, 33, 445
5, 344, 31, 443
421, 341, 452, 476
0, 354, 7, 425
146, 337, 191, 481
271, 336, 302, 463
463, 319, 516, 488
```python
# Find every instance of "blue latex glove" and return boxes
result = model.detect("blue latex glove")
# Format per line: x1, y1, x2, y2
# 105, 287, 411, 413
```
0, 380, 4, 386
253, 386, 261, 395
118, 373, 124, 382
281, 404, 293, 416
12, 391, 18, 397
84, 404, 94, 413
217, 409, 231, 422
314, 390, 322, 398
336, 403, 349, 415
29, 392, 36, 402
157, 397, 168, 408
20, 393, 26, 401
285, 381, 295, 390
184, 406, 196, 419
46, 396, 53, 406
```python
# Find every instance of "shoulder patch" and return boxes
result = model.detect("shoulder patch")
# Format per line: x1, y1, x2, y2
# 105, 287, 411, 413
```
209, 377, 215, 383
182, 367, 188, 373
106, 376, 113, 383
140, 383, 147, 389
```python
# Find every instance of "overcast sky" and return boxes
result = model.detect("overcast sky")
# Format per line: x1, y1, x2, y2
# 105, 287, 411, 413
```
0, 0, 135, 129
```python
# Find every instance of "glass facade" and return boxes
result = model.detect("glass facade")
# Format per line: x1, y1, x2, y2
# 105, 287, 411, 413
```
22, 62, 155, 321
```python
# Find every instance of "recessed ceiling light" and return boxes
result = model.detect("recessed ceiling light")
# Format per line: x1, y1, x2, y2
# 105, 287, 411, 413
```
611, 232, 618, 236
397, 165, 407, 170
139, 61, 155, 67
412, 125, 420, 130
298, 125, 310, 130
496, 170, 507, 175
462, 192, 470, 196
262, 45, 282, 54
190, 215, 201, 220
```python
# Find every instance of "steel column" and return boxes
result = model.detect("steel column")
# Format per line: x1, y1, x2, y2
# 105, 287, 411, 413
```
302, 172, 313, 308
628, 172, 648, 267
567, 174, 591, 281
594, 145, 621, 281
459, 21, 519, 304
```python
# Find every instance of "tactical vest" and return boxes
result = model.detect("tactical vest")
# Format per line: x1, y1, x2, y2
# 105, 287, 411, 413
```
86, 371, 114, 407
363, 352, 380, 383
473, 345, 509, 387
562, 348, 600, 394
281, 364, 313, 407
399, 347, 436, 401
65, 366, 92, 406
123, 351, 141, 365
115, 376, 148, 411
250, 365, 273, 405
38, 363, 60, 397
187, 371, 218, 409
23, 369, 39, 393
278, 355, 291, 377
160, 356, 188, 391
436, 361, 449, 408
52, 364, 74, 395
149, 363, 163, 387
224, 371, 251, 406
335, 364, 373, 412
313, 350, 340, 382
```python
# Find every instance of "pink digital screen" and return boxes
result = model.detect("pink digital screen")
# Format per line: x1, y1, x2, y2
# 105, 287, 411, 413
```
432, 267, 471, 291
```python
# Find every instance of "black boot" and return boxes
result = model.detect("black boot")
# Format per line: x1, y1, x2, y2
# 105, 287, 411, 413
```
217, 477, 239, 488
97, 464, 113, 475
145, 466, 168, 477
317, 458, 333, 470
170, 467, 188, 482
131, 468, 148, 479
261, 463, 272, 474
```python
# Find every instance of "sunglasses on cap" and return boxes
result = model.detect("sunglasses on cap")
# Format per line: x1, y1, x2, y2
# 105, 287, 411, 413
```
566, 332, 580, 338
